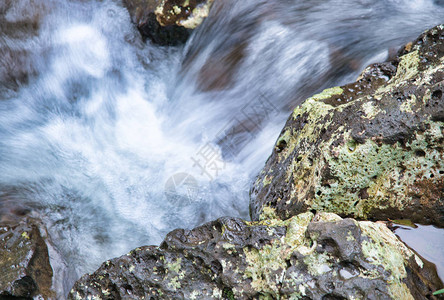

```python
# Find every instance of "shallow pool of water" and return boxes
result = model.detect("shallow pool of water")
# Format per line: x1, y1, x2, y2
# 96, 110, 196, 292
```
395, 224, 444, 281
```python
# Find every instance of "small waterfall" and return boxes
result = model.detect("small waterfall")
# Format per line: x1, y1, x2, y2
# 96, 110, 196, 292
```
1, 0, 443, 296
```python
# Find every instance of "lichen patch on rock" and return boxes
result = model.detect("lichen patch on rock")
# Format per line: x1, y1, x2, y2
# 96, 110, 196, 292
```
69, 213, 442, 299
251, 24, 444, 226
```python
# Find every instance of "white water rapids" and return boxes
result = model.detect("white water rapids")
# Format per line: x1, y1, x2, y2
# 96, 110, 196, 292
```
1, 0, 443, 296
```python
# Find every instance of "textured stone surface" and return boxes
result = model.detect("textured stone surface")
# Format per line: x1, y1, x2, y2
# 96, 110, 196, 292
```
122, 0, 214, 45
0, 218, 54, 299
250, 24, 444, 225
69, 212, 442, 299
155, 0, 214, 29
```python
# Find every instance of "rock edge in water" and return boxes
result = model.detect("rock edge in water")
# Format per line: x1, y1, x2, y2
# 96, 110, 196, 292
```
250, 24, 444, 226
122, 0, 214, 45
0, 218, 55, 299
69, 212, 442, 299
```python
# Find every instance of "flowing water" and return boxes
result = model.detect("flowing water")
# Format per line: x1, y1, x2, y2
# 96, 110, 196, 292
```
1, 0, 443, 296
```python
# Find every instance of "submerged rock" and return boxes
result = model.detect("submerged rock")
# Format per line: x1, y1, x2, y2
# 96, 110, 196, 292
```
122, 0, 214, 45
250, 24, 444, 225
69, 212, 442, 299
0, 218, 54, 299
0, 0, 48, 99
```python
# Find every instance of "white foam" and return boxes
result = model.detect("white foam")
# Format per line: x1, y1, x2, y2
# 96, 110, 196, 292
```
1, 0, 444, 297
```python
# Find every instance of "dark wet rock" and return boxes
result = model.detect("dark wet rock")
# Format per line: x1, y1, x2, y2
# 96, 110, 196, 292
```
69, 212, 442, 299
122, 0, 189, 46
138, 12, 191, 46
0, 187, 33, 226
250, 24, 444, 226
0, 218, 54, 299
122, 0, 214, 45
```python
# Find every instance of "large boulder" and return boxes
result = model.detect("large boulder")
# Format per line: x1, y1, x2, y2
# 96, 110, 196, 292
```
122, 0, 214, 45
0, 218, 55, 299
250, 24, 444, 225
69, 212, 442, 299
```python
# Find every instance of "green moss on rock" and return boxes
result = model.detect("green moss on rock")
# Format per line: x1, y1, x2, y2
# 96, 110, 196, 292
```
155, 0, 214, 29
251, 24, 444, 226
69, 213, 442, 299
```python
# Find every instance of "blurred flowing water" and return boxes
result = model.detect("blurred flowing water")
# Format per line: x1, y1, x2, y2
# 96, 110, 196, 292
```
1, 0, 443, 296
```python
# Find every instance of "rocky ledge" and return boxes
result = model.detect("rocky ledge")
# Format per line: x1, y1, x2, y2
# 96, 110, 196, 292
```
0, 218, 55, 299
122, 0, 214, 45
69, 212, 442, 299
251, 24, 444, 226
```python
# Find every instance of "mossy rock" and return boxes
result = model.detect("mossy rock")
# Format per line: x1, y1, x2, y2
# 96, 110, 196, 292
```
69, 212, 442, 299
122, 0, 214, 45
250, 24, 444, 226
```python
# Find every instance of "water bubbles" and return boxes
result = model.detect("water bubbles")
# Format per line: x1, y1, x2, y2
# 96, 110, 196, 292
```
107, 9, 116, 18
54, 25, 110, 78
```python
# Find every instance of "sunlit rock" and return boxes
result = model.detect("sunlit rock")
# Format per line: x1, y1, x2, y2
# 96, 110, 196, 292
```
155, 0, 214, 29
251, 24, 444, 226
69, 212, 442, 299
122, 0, 214, 45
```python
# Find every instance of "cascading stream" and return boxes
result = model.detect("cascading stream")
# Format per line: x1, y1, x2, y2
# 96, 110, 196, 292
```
1, 0, 443, 296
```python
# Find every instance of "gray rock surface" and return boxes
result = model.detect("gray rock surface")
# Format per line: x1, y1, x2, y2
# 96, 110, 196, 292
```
69, 212, 443, 299
250, 24, 444, 226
